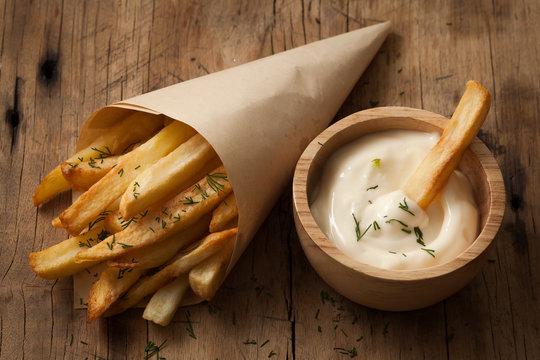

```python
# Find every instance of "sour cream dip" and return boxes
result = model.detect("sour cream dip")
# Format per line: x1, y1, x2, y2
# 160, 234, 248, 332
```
310, 130, 478, 270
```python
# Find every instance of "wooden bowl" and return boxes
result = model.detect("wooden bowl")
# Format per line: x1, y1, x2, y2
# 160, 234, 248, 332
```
292, 107, 505, 311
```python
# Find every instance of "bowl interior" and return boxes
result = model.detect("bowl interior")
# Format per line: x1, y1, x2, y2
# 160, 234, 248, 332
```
294, 107, 505, 281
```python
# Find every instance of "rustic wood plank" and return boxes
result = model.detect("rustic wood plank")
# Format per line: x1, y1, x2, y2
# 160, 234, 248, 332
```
1, 0, 539, 359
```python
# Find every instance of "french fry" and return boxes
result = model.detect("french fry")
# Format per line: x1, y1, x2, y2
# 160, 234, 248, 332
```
105, 228, 237, 316
403, 80, 491, 209
142, 275, 190, 326
189, 232, 235, 300
28, 227, 107, 279
75, 166, 232, 261
59, 121, 197, 236
107, 213, 211, 269
61, 155, 120, 191
52, 216, 62, 228
86, 266, 145, 322
33, 112, 163, 206
120, 133, 219, 219
103, 210, 124, 234
209, 193, 238, 232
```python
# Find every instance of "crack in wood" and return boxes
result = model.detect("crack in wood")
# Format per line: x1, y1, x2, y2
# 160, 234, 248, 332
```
5, 77, 22, 154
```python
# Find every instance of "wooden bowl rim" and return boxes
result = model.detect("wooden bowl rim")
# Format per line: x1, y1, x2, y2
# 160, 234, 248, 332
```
293, 106, 505, 281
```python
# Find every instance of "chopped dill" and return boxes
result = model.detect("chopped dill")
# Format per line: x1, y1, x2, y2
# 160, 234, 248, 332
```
206, 172, 228, 195
91, 146, 113, 159
421, 248, 436, 257
414, 226, 425, 246
352, 213, 372, 241
182, 196, 199, 205
185, 311, 196, 339
144, 339, 167, 360
385, 218, 409, 228
398, 198, 415, 216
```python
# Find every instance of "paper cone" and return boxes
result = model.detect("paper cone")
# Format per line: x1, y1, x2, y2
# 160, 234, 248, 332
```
73, 21, 391, 308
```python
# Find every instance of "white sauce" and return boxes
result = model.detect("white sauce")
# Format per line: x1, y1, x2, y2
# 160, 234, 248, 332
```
310, 130, 478, 270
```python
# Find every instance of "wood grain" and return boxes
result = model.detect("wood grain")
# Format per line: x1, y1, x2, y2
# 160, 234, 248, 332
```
1, 0, 539, 359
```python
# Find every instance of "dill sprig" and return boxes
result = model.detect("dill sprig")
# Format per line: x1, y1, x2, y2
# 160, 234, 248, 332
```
106, 234, 116, 250
398, 198, 415, 216
385, 218, 409, 228
320, 290, 335, 307
87, 158, 101, 169
117, 267, 133, 279
120, 216, 138, 230
371, 158, 381, 168
353, 213, 372, 241
421, 248, 436, 257
243, 339, 257, 345
185, 311, 196, 339
414, 226, 425, 246
206, 172, 228, 195
333, 346, 358, 358
91, 146, 114, 159
182, 196, 199, 205
144, 339, 167, 360
366, 185, 379, 191
260, 339, 270, 348
88, 216, 107, 231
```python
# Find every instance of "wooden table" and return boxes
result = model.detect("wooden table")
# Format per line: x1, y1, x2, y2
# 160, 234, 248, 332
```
1, 1, 539, 359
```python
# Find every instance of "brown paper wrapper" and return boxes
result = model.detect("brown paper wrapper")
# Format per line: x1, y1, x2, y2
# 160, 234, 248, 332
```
73, 22, 391, 308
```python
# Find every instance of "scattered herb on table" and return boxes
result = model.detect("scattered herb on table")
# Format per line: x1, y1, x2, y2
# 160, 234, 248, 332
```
260, 339, 270, 348
144, 339, 167, 360
320, 290, 335, 307
185, 311, 196, 339
334, 346, 358, 358
383, 321, 390, 335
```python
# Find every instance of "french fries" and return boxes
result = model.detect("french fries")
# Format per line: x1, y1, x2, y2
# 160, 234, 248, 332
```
120, 133, 219, 219
86, 266, 145, 322
61, 155, 120, 191
75, 165, 232, 262
103, 210, 124, 234
209, 193, 238, 232
403, 80, 491, 209
59, 121, 197, 236
143, 275, 190, 326
107, 213, 211, 269
105, 228, 237, 316
28, 227, 106, 279
30, 114, 238, 325
189, 231, 235, 300
33, 112, 163, 206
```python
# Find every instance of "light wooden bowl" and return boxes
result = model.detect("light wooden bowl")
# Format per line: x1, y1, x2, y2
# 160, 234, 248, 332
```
292, 107, 505, 311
